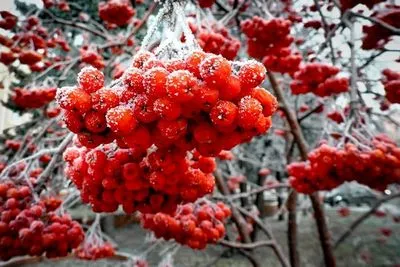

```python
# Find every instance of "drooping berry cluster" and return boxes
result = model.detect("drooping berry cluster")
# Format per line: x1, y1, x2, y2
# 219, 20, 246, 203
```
98, 0, 135, 27
63, 141, 216, 214
75, 241, 115, 260
362, 8, 400, 50
198, 0, 216, 8
74, 222, 115, 261
0, 181, 84, 261
241, 16, 302, 74
191, 23, 241, 60
80, 47, 105, 70
290, 63, 349, 96
241, 17, 293, 59
57, 51, 277, 155
12, 87, 56, 110
0, 11, 17, 30
140, 201, 231, 249
288, 137, 400, 194
382, 68, 400, 104
327, 110, 345, 124
262, 47, 302, 75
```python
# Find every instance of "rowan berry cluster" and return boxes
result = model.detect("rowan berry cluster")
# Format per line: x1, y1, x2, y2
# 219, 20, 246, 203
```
193, 24, 241, 60
0, 181, 84, 260
0, 49, 43, 67
262, 47, 302, 75
288, 137, 400, 194
198, 0, 216, 8
41, 0, 70, 11
75, 232, 115, 261
80, 48, 105, 70
241, 16, 302, 74
241, 17, 293, 59
140, 201, 231, 249
58, 51, 277, 155
63, 141, 216, 214
0, 11, 17, 30
12, 87, 57, 110
75, 242, 114, 260
98, 0, 135, 27
290, 63, 349, 96
382, 69, 400, 104
327, 111, 344, 124
362, 8, 400, 50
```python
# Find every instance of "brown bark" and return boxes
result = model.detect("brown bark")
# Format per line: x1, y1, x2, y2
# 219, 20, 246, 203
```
267, 71, 336, 267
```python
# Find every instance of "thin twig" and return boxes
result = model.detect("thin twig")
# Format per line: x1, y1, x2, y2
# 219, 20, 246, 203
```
334, 192, 400, 248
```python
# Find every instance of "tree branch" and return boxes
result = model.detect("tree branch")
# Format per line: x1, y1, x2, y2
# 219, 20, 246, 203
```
334, 192, 400, 248
219, 239, 274, 249
267, 71, 336, 267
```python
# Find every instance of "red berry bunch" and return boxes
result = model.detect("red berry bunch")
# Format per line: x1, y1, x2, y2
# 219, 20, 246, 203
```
58, 51, 277, 156
0, 181, 84, 261
80, 48, 105, 70
227, 175, 246, 191
75, 241, 115, 260
327, 111, 344, 124
241, 17, 293, 59
193, 24, 241, 60
290, 63, 349, 96
262, 47, 302, 75
0, 50, 17, 65
140, 201, 231, 249
98, 0, 135, 27
362, 8, 400, 50
57, 67, 117, 148
303, 20, 322, 30
63, 142, 216, 214
18, 50, 43, 65
198, 0, 216, 8
337, 207, 350, 217
339, 0, 385, 12
0, 11, 17, 30
288, 137, 400, 194
382, 68, 400, 104
12, 87, 57, 110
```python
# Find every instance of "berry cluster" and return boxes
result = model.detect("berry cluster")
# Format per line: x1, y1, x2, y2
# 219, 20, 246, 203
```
80, 47, 105, 70
241, 16, 302, 74
362, 8, 400, 50
198, 0, 216, 8
290, 63, 349, 96
75, 241, 114, 260
57, 51, 277, 155
141, 201, 231, 249
382, 68, 400, 104
241, 17, 293, 59
327, 111, 344, 124
288, 137, 400, 194
98, 0, 135, 27
12, 87, 56, 110
75, 226, 115, 261
192, 23, 241, 60
0, 181, 84, 261
262, 47, 302, 75
63, 142, 216, 214
0, 11, 17, 30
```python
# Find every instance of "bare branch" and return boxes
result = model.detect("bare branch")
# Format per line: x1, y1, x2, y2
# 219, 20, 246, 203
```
334, 192, 400, 248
